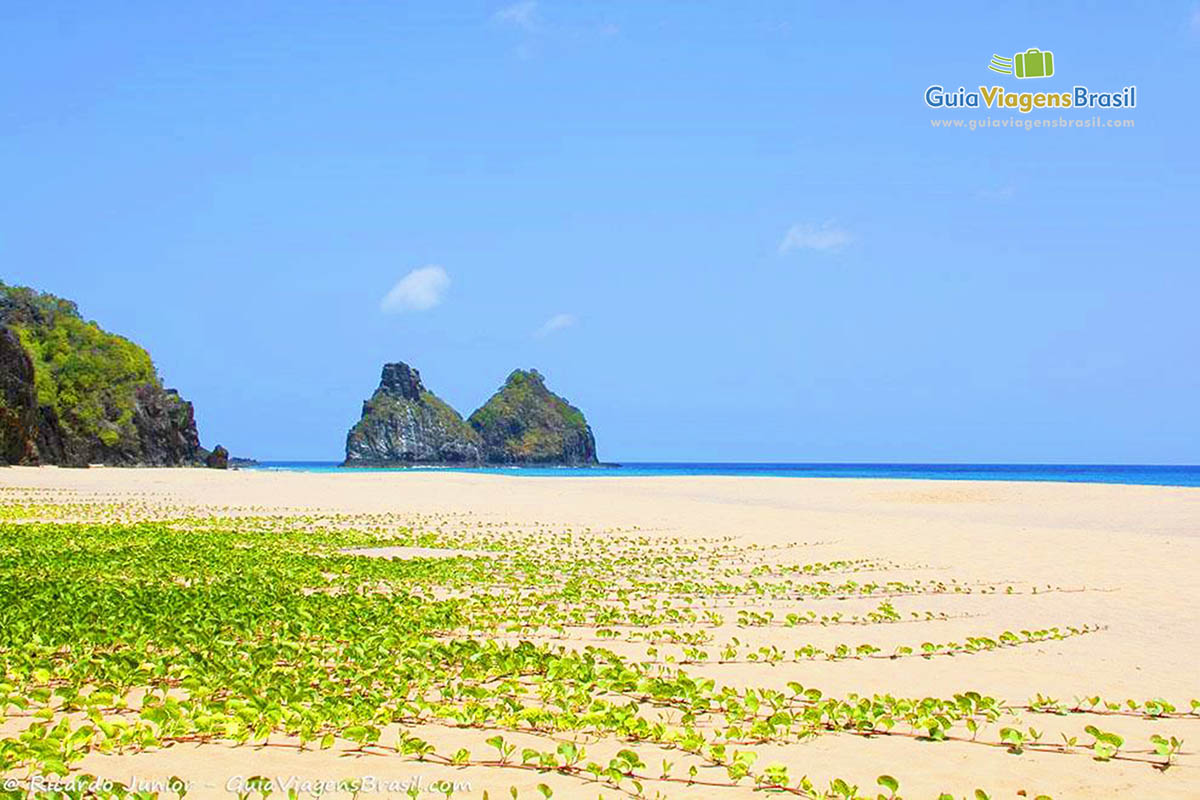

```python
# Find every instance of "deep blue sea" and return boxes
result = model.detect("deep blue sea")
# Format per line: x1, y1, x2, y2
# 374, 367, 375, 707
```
247, 462, 1200, 487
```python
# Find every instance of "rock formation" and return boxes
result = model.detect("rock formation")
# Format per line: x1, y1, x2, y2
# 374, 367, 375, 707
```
344, 363, 482, 465
0, 281, 204, 467
0, 327, 38, 465
468, 369, 598, 465
205, 444, 230, 469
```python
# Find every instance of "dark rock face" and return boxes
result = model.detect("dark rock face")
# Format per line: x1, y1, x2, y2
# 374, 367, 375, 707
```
468, 370, 598, 465
111, 385, 201, 467
344, 363, 482, 466
13, 368, 201, 468
0, 282, 204, 467
379, 363, 424, 400
32, 406, 69, 466
205, 444, 230, 470
0, 327, 38, 465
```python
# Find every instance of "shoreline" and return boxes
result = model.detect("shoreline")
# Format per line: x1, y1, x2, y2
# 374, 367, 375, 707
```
17, 459, 1200, 490
257, 461, 1200, 488
8, 462, 1200, 487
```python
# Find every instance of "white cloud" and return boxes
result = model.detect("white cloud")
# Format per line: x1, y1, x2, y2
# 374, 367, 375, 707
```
536, 312, 577, 337
778, 222, 852, 254
491, 3, 618, 61
494, 1, 539, 31
380, 266, 450, 313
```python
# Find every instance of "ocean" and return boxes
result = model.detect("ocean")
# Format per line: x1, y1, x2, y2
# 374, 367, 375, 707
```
247, 462, 1200, 488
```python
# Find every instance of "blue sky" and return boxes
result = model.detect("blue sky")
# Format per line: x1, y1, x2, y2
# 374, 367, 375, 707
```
3, 2, 1198, 462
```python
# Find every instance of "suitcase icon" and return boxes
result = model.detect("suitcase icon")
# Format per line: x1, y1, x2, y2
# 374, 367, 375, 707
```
1014, 48, 1054, 79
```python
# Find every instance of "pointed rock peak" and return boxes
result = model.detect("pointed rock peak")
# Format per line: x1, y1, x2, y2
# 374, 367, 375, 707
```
346, 360, 481, 466
379, 362, 424, 401
504, 369, 546, 388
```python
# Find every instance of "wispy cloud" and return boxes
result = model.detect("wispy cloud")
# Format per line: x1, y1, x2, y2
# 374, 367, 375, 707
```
778, 222, 852, 254
536, 312, 577, 337
380, 266, 450, 313
494, 1, 539, 32
491, 2, 618, 59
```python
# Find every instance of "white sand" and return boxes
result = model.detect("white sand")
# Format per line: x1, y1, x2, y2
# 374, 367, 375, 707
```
2, 466, 1198, 798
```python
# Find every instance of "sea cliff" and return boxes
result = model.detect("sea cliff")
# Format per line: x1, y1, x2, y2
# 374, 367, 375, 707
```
0, 282, 205, 467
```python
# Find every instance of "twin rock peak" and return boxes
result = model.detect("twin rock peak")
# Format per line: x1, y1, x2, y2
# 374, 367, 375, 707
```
344, 362, 598, 467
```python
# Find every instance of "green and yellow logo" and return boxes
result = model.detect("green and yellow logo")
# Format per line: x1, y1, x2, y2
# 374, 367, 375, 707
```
989, 48, 1055, 79
925, 46, 1136, 119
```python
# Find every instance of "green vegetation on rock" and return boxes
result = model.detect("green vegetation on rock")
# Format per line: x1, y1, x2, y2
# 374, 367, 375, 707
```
344, 364, 599, 467
6, 289, 154, 446
468, 369, 598, 465
0, 281, 202, 466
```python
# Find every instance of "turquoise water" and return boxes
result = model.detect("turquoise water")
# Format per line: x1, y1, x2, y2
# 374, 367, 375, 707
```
248, 462, 1200, 487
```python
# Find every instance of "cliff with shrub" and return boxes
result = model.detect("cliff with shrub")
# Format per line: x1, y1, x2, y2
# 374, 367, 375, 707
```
0, 281, 204, 467
469, 369, 598, 465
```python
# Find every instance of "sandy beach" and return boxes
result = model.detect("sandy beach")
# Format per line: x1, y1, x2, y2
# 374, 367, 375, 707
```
1, 466, 1198, 799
